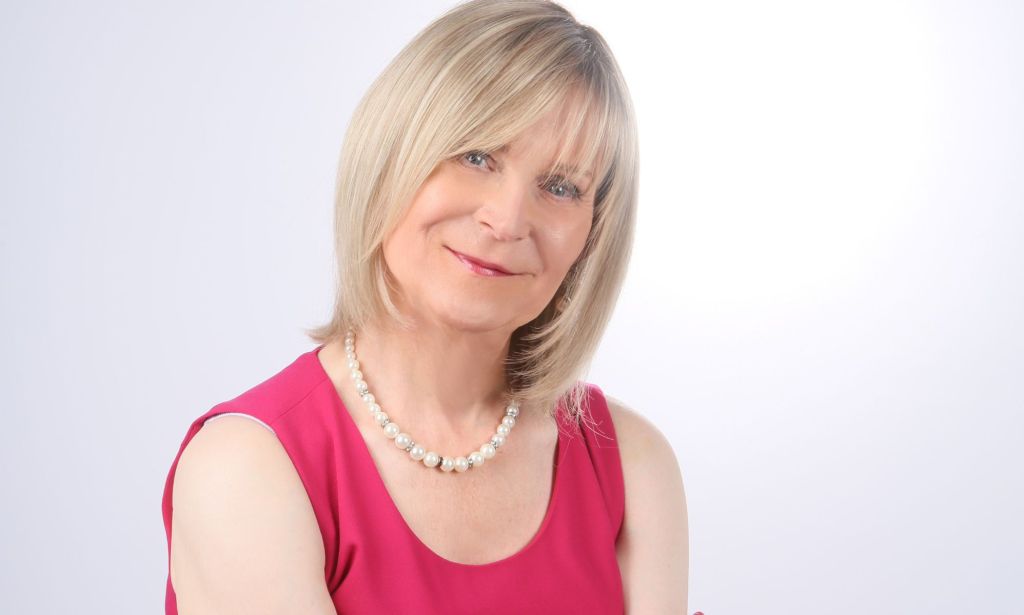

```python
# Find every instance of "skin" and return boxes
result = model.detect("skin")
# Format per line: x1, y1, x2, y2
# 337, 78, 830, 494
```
607, 394, 691, 612
170, 100, 689, 613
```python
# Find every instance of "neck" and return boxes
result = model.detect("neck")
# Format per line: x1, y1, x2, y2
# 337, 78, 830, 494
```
347, 316, 514, 440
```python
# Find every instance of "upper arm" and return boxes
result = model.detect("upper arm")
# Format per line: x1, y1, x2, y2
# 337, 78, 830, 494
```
170, 415, 336, 615
605, 395, 690, 613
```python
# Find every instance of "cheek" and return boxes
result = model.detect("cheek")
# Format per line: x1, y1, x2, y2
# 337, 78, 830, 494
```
542, 217, 593, 277
383, 191, 443, 257
381, 215, 427, 283
381, 220, 409, 267
381, 182, 466, 281
394, 179, 466, 245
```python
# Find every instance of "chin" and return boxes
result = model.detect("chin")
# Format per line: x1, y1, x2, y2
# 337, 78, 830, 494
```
437, 309, 509, 334
427, 295, 521, 334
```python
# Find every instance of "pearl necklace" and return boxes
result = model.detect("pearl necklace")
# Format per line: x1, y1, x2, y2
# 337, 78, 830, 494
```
344, 328, 520, 473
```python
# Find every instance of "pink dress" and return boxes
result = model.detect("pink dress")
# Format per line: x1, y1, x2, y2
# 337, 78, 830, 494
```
162, 345, 626, 613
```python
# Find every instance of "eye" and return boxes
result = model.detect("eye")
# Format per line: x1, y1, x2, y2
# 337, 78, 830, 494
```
461, 150, 492, 170
545, 177, 583, 202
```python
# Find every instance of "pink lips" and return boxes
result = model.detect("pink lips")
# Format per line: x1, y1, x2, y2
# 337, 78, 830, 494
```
447, 247, 516, 277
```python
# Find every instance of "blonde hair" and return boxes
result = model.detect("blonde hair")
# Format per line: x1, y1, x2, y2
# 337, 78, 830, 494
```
305, 0, 639, 429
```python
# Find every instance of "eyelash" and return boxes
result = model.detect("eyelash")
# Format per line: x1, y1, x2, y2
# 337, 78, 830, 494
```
461, 151, 585, 203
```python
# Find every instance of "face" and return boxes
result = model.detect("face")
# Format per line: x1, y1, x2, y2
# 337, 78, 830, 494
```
381, 104, 597, 334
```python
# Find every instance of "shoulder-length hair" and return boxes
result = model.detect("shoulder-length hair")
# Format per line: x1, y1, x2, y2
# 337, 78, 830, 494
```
306, 0, 639, 429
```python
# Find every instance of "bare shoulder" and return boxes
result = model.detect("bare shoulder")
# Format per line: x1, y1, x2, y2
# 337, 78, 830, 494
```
604, 394, 684, 491
170, 415, 335, 615
604, 395, 674, 465
604, 394, 690, 613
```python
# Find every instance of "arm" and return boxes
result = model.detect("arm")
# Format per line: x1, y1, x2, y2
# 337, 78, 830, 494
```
606, 395, 690, 614
170, 416, 337, 615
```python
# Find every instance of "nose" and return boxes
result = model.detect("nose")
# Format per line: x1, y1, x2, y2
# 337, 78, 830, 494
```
473, 176, 531, 241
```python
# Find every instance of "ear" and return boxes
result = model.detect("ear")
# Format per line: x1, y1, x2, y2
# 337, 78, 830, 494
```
554, 278, 577, 313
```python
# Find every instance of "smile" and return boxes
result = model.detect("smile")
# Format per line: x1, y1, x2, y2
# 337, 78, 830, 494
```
446, 247, 517, 277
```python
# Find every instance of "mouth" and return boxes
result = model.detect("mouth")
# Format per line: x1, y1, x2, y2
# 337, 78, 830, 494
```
445, 247, 517, 277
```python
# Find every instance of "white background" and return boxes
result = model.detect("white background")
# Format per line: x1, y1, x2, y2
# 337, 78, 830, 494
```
1, 1, 1021, 613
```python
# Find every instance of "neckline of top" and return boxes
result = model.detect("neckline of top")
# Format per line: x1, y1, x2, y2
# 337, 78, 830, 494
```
308, 343, 568, 569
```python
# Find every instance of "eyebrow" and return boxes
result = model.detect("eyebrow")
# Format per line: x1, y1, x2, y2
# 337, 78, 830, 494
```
491, 144, 593, 178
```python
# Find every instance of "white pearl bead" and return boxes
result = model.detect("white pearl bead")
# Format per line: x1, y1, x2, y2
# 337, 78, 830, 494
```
345, 329, 522, 478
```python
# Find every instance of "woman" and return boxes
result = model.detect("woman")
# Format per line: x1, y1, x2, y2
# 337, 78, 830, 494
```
162, 0, 689, 612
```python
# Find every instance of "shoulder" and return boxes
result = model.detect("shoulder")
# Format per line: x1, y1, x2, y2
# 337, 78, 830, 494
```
174, 415, 298, 503
171, 416, 334, 614
602, 393, 690, 611
603, 393, 683, 492
603, 393, 676, 467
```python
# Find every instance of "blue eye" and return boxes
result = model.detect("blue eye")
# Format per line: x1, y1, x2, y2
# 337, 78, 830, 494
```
546, 178, 583, 202
462, 151, 491, 168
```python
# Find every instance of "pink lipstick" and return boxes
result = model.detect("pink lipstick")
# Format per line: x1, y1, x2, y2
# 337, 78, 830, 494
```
447, 247, 516, 277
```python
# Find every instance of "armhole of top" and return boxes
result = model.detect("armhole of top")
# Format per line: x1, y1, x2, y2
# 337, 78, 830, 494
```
202, 412, 277, 436
580, 383, 626, 540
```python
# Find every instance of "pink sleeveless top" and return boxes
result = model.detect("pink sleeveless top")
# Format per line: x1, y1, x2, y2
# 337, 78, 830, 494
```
162, 345, 625, 613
